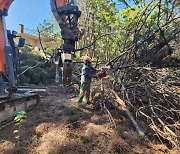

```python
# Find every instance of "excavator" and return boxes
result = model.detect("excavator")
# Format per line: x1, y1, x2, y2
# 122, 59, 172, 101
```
0, 0, 82, 126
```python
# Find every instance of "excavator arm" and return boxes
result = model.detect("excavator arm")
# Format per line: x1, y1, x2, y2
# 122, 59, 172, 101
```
0, 0, 14, 74
51, 0, 81, 43
0, 0, 17, 98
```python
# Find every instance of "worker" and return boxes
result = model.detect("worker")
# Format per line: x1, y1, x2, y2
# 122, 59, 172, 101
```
77, 56, 100, 106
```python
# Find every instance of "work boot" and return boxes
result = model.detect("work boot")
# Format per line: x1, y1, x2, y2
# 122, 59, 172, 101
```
77, 100, 83, 107
85, 101, 90, 105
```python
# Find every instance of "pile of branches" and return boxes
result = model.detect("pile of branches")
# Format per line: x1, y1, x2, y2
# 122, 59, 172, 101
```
91, 0, 180, 148
86, 0, 180, 148
111, 66, 179, 145
98, 30, 180, 147
92, 21, 180, 151
92, 63, 179, 148
93, 43, 180, 149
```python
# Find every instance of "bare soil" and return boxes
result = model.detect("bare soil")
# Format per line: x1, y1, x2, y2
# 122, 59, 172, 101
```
0, 84, 179, 154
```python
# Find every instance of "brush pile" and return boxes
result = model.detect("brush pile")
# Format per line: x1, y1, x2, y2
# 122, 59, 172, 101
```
92, 52, 180, 150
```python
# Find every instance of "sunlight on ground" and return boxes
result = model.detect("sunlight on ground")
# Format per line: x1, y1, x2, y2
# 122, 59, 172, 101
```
0, 141, 15, 154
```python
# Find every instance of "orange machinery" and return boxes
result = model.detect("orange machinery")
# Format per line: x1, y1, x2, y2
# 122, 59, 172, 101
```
0, 0, 14, 74
0, 0, 81, 98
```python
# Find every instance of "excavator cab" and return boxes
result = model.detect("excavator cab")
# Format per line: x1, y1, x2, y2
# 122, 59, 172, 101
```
17, 37, 25, 47
0, 29, 24, 98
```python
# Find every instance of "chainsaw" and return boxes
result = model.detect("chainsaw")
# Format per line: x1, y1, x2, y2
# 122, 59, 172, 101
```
98, 71, 106, 79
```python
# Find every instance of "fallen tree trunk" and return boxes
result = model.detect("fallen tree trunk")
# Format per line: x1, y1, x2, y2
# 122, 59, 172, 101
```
137, 30, 180, 65
111, 89, 148, 140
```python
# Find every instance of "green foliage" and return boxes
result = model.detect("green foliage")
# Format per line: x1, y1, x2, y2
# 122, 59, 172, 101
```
14, 111, 26, 124
19, 74, 31, 84
38, 19, 61, 40
19, 45, 40, 61
80, 136, 89, 144
45, 48, 54, 56
25, 17, 62, 41
31, 73, 41, 84
78, 0, 179, 63
25, 59, 38, 66
20, 45, 33, 52
13, 111, 26, 140
22, 66, 34, 78
18, 19, 61, 85
80, 0, 122, 60
66, 107, 80, 116
39, 70, 49, 84
0, 139, 5, 144
18, 45, 56, 85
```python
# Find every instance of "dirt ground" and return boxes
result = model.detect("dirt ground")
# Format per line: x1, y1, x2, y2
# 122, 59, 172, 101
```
0, 84, 179, 154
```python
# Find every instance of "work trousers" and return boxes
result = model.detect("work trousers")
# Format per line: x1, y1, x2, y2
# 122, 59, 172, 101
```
78, 83, 90, 105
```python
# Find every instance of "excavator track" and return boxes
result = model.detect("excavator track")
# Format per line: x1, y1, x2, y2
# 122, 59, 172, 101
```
0, 93, 40, 127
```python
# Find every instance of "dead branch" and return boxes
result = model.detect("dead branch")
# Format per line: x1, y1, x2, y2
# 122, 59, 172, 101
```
111, 89, 148, 140
74, 33, 113, 51
103, 102, 117, 129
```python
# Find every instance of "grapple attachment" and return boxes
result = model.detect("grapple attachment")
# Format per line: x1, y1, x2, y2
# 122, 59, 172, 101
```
50, 0, 83, 85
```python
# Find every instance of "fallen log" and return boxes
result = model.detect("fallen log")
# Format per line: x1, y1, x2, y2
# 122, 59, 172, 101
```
145, 87, 177, 138
111, 89, 148, 140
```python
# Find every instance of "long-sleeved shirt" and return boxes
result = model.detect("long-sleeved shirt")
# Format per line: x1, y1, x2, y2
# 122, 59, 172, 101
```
80, 62, 96, 84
